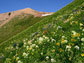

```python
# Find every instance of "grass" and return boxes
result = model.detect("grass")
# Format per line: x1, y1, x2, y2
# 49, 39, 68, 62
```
0, 0, 84, 63
0, 14, 45, 43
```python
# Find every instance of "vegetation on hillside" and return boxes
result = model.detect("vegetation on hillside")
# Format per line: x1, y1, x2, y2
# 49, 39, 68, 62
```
0, 14, 45, 43
0, 0, 84, 63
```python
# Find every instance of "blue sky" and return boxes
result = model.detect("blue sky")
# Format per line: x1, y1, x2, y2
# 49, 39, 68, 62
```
0, 0, 73, 13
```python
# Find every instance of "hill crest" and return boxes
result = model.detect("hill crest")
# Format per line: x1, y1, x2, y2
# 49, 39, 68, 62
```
0, 8, 54, 27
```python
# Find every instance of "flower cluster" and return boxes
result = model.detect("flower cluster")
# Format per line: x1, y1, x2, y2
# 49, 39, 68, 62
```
0, 4, 84, 63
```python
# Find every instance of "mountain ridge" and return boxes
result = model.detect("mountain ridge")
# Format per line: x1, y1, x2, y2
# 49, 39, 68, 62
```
0, 8, 54, 27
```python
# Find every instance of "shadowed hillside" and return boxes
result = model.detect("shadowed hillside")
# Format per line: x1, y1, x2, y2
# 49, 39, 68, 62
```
0, 8, 53, 43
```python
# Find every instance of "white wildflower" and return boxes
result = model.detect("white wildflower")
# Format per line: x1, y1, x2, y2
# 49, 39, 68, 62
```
51, 37, 56, 42
16, 57, 19, 61
46, 56, 49, 60
80, 23, 83, 26
51, 58, 56, 63
26, 46, 29, 50
43, 35, 49, 40
72, 31, 77, 35
23, 52, 28, 58
83, 29, 84, 32
61, 39, 68, 44
51, 39, 56, 42
81, 38, 84, 42
24, 42, 26, 45
28, 40, 32, 45
74, 45, 79, 50
36, 45, 39, 48
23, 39, 26, 42
41, 52, 43, 55
57, 26, 62, 30
17, 60, 23, 63
39, 37, 44, 42
66, 45, 71, 49
45, 37, 49, 40
81, 43, 84, 45
23, 42, 27, 47
32, 49, 35, 52
66, 45, 71, 51
62, 36, 65, 38
64, 40, 68, 43
43, 35, 46, 38
31, 44, 36, 48
16, 46, 19, 49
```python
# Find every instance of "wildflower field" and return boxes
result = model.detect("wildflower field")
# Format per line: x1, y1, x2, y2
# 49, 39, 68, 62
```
0, 0, 84, 63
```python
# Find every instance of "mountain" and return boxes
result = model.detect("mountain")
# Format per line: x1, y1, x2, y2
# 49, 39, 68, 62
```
0, 8, 53, 27
0, 8, 54, 43
0, 0, 84, 63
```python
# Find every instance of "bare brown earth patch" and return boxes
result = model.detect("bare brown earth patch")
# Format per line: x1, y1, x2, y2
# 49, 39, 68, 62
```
0, 8, 54, 27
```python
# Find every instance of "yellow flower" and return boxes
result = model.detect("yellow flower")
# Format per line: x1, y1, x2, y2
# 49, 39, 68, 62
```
56, 43, 60, 46
71, 39, 76, 42
61, 39, 68, 44
69, 57, 72, 61
71, 43, 74, 46
59, 48, 63, 52
52, 49, 55, 53
70, 22, 72, 25
80, 23, 83, 26
72, 35, 76, 37
13, 56, 16, 59
68, 43, 74, 46
76, 33, 80, 37
16, 57, 19, 61
29, 47, 32, 50
77, 11, 81, 14
81, 53, 84, 57
72, 33, 80, 37
75, 21, 78, 24
62, 39, 65, 43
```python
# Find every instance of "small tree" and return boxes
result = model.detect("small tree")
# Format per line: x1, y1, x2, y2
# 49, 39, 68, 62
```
8, 12, 11, 16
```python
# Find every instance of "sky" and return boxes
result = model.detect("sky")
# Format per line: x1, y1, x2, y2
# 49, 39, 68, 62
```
0, 0, 73, 13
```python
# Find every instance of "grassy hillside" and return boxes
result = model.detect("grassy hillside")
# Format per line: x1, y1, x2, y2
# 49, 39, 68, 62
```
0, 0, 84, 63
0, 14, 45, 43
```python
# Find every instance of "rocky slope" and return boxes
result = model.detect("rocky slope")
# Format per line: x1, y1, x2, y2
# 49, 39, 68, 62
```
0, 8, 53, 27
